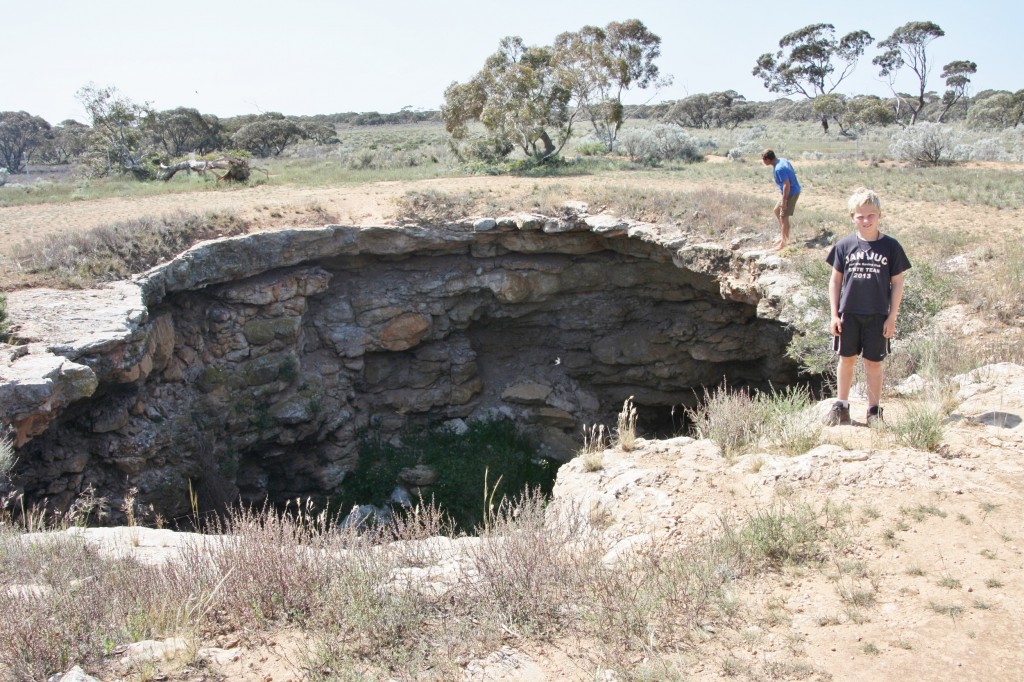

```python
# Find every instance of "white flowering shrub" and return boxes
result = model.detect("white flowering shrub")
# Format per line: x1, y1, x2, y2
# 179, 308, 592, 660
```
617, 125, 706, 164
952, 139, 1010, 162
889, 123, 960, 166
735, 124, 767, 154
727, 148, 744, 161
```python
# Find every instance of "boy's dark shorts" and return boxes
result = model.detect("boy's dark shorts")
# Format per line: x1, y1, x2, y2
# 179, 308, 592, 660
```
838, 314, 889, 361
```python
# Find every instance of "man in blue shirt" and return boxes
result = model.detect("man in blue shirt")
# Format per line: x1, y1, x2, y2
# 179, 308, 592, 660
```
762, 149, 801, 251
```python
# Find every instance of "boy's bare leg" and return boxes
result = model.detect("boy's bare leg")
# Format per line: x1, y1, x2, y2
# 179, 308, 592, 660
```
836, 355, 857, 401
863, 359, 883, 408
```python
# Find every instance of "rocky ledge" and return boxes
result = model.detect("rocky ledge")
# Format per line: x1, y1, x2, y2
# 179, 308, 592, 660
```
1, 207, 801, 520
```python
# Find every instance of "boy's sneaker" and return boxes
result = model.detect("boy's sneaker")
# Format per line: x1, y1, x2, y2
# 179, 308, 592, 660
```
823, 401, 852, 426
866, 406, 884, 426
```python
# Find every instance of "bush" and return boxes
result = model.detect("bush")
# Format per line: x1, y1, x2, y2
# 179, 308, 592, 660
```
0, 293, 8, 338
617, 125, 706, 165
392, 189, 482, 226
687, 383, 820, 458
952, 137, 1012, 162
575, 140, 609, 156
0, 167, 8, 186
891, 400, 946, 451
1, 428, 14, 481
890, 123, 960, 166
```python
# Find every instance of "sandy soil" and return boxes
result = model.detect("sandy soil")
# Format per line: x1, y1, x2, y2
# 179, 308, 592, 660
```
3, 168, 1020, 269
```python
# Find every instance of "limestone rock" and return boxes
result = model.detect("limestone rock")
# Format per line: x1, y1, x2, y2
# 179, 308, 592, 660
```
502, 381, 553, 405
399, 464, 439, 487
2, 216, 803, 518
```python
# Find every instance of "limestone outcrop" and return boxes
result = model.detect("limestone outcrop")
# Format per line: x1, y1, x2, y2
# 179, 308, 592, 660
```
1, 212, 800, 520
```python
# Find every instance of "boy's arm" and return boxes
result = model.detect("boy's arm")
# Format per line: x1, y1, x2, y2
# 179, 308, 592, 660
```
780, 179, 791, 205
829, 268, 844, 335
884, 273, 905, 339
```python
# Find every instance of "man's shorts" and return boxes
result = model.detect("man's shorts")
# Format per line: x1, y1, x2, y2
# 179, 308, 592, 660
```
776, 192, 800, 217
837, 313, 889, 361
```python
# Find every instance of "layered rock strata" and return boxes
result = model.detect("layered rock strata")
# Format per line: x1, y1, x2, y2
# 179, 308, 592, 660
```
0, 212, 799, 520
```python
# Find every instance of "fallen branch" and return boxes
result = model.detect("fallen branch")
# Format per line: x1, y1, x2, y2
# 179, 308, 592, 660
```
158, 157, 263, 183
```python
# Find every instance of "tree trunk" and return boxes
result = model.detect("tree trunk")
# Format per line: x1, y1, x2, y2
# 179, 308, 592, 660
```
539, 131, 555, 158
157, 157, 251, 182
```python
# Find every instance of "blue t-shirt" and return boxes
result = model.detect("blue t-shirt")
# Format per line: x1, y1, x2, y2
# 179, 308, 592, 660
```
826, 233, 912, 316
773, 158, 801, 196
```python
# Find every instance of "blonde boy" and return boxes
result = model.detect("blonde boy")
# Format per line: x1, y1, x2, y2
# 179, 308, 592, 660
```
823, 188, 911, 426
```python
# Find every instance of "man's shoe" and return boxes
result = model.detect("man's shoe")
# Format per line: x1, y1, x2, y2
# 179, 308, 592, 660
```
823, 401, 852, 426
866, 406, 884, 426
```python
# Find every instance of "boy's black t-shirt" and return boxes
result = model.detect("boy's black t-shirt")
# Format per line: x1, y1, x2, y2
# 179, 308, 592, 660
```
826, 233, 912, 316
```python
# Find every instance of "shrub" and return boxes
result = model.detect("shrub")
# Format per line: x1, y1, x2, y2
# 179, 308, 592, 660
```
617, 125, 706, 165
575, 140, 609, 156
687, 383, 761, 457
0, 428, 14, 483
687, 383, 819, 458
734, 124, 766, 154
891, 400, 946, 451
890, 123, 960, 166
952, 137, 1012, 162
0, 293, 8, 339
0, 167, 8, 186
392, 188, 482, 226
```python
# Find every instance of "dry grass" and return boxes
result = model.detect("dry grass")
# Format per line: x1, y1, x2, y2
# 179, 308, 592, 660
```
3, 211, 249, 289
0, 490, 851, 680
614, 396, 639, 451
686, 382, 820, 459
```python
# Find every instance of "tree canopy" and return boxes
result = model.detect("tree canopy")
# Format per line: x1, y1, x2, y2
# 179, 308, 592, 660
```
0, 111, 50, 173
553, 19, 668, 150
873, 21, 947, 125
752, 23, 873, 131
664, 91, 754, 129
936, 60, 978, 123
442, 20, 668, 162
150, 107, 223, 157
76, 83, 156, 177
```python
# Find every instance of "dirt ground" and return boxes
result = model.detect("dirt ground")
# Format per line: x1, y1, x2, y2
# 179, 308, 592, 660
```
3, 161, 1021, 265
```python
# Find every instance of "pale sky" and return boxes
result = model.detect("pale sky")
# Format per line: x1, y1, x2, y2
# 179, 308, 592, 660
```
2, 0, 1020, 125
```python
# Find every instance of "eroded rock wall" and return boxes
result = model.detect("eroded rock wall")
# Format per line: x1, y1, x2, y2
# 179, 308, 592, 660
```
1, 215, 799, 521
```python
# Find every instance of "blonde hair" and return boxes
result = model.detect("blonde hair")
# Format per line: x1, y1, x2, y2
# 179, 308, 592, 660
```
848, 187, 881, 215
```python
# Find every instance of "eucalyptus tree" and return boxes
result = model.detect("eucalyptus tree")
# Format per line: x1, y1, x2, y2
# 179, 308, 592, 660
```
966, 89, 1024, 130
752, 23, 873, 132
42, 120, 90, 164
873, 21, 953, 125
553, 19, 668, 151
936, 60, 978, 123
230, 114, 303, 157
0, 110, 50, 173
664, 91, 754, 130
442, 36, 573, 161
442, 20, 668, 162
76, 83, 156, 177
151, 107, 223, 157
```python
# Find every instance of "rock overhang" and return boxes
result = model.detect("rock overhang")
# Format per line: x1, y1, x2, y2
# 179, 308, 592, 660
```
1, 214, 804, 519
